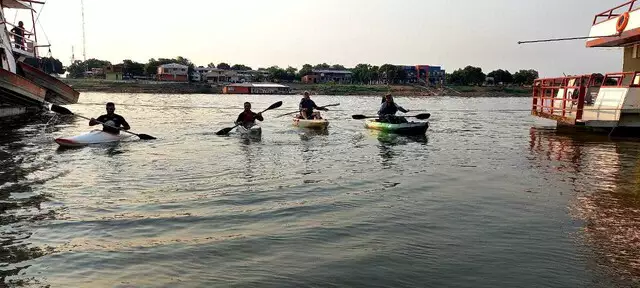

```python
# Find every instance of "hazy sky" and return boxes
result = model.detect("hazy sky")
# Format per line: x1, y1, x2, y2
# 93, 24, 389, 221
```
11, 0, 624, 76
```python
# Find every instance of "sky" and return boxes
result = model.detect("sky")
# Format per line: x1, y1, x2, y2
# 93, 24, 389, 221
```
9, 0, 626, 76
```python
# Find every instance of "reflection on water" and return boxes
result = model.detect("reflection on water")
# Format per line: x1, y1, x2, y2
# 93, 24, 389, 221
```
4, 94, 640, 287
0, 114, 63, 287
529, 127, 640, 283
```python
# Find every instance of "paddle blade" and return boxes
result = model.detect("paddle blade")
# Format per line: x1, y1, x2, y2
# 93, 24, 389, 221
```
351, 115, 369, 120
216, 127, 234, 135
266, 101, 283, 111
137, 134, 156, 140
414, 113, 431, 120
50, 104, 73, 115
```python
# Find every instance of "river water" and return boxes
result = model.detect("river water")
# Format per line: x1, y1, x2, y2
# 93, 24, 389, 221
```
1, 93, 640, 287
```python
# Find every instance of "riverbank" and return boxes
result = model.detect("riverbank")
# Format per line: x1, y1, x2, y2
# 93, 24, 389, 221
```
62, 79, 532, 97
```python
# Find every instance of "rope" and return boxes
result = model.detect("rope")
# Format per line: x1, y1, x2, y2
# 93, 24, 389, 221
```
34, 0, 46, 24
517, 34, 620, 44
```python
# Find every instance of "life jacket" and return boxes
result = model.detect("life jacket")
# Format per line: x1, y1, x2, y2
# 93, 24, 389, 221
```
241, 111, 256, 123
379, 102, 398, 115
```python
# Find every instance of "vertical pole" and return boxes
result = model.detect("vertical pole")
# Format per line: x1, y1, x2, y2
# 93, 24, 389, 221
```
81, 0, 86, 62
30, 2, 38, 57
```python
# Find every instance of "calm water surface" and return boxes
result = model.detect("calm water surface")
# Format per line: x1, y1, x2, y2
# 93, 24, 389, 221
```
1, 93, 640, 287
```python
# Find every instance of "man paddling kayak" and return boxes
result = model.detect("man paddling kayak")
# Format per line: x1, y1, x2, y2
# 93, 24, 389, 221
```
299, 91, 328, 120
89, 102, 130, 134
235, 102, 264, 128
378, 94, 409, 124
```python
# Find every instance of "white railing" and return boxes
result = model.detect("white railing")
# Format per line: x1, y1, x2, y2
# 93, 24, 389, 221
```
4, 22, 36, 56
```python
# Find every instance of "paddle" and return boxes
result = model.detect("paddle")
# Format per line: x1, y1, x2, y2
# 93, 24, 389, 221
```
50, 104, 157, 140
351, 113, 431, 120
275, 103, 341, 118
216, 101, 283, 135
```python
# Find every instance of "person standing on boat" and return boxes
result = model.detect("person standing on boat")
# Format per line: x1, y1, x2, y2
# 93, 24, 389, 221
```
10, 21, 26, 49
299, 91, 328, 119
89, 102, 130, 135
378, 94, 409, 123
235, 102, 264, 128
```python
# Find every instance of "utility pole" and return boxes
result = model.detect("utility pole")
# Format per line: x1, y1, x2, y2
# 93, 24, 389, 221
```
81, 0, 86, 62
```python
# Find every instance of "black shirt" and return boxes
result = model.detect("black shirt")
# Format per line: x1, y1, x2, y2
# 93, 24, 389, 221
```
95, 114, 129, 134
235, 111, 263, 127
10, 26, 24, 41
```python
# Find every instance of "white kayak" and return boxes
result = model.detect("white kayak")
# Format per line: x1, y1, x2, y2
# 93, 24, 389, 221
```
55, 129, 130, 147
237, 125, 262, 138
293, 117, 329, 129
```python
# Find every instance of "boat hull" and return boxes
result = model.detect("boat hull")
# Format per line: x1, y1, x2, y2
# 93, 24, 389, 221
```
237, 125, 262, 138
293, 118, 329, 129
55, 130, 129, 147
365, 119, 429, 135
0, 68, 46, 107
18, 61, 80, 104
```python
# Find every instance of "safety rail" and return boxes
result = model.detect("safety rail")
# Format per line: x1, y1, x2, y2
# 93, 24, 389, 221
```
532, 74, 603, 123
593, 0, 638, 25
601, 71, 640, 87
2, 21, 36, 56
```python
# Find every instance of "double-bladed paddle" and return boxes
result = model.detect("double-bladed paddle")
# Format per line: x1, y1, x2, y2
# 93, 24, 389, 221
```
351, 113, 431, 120
275, 103, 341, 118
50, 104, 157, 140
216, 101, 283, 135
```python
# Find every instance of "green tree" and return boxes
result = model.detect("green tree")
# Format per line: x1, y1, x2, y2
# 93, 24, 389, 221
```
351, 63, 372, 84
313, 63, 330, 70
123, 59, 145, 76
462, 66, 485, 85
298, 64, 313, 77
207, 62, 216, 68
285, 66, 298, 81
378, 65, 408, 84
446, 70, 465, 85
66, 58, 111, 78
331, 64, 346, 70
216, 62, 231, 70
266, 66, 287, 82
513, 69, 539, 85
370, 66, 380, 84
231, 64, 252, 71
487, 69, 513, 84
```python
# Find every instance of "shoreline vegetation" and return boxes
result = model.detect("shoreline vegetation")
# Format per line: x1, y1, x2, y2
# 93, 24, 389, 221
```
62, 79, 532, 97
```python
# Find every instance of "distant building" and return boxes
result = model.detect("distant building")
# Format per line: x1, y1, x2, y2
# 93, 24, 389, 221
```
302, 69, 352, 84
400, 65, 446, 86
157, 63, 188, 82
104, 64, 124, 80
223, 83, 290, 94
205, 68, 240, 84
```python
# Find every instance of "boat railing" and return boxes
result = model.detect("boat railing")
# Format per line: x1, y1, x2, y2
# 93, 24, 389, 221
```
593, 0, 638, 25
532, 75, 600, 123
601, 71, 640, 87
2, 22, 36, 56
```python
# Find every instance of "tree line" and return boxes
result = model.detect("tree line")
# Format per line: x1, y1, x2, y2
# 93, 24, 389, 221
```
62, 56, 540, 85
447, 66, 539, 86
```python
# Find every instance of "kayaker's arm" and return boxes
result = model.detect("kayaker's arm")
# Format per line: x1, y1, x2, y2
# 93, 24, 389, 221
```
89, 115, 105, 126
255, 112, 264, 122
397, 105, 409, 113
120, 116, 131, 131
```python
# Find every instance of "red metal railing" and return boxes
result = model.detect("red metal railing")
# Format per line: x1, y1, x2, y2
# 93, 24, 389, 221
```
593, 0, 638, 25
601, 71, 640, 87
532, 74, 603, 123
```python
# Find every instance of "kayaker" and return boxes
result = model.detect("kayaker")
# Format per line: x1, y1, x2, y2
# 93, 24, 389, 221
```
299, 91, 328, 120
235, 102, 264, 128
378, 94, 409, 124
89, 102, 130, 135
